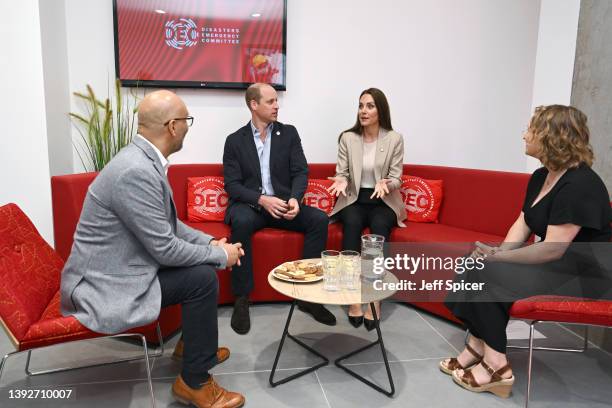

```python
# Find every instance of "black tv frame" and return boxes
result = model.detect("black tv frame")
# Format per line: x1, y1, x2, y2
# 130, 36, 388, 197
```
112, 0, 287, 90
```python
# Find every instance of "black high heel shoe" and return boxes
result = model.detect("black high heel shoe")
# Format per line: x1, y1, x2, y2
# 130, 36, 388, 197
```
348, 315, 364, 328
363, 318, 376, 331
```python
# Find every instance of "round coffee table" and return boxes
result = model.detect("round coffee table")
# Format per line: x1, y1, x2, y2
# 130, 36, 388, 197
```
267, 258, 399, 397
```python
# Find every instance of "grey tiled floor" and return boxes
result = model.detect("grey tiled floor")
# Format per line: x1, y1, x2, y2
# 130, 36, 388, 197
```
1, 303, 611, 407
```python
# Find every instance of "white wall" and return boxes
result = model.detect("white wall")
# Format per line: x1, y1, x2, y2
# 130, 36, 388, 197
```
40, 0, 73, 176
0, 0, 53, 243
528, 0, 581, 172
65, 0, 541, 173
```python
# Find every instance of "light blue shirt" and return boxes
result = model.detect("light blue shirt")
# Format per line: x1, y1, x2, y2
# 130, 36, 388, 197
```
251, 121, 275, 195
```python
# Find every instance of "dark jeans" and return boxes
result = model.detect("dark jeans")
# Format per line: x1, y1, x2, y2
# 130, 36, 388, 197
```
159, 264, 218, 388
227, 203, 328, 296
337, 188, 397, 252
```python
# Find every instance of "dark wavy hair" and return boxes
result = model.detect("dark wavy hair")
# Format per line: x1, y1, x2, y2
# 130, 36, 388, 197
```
339, 88, 393, 142
529, 105, 594, 170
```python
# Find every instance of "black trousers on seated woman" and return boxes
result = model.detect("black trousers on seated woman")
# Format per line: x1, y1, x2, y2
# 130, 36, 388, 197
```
444, 251, 607, 353
338, 188, 396, 251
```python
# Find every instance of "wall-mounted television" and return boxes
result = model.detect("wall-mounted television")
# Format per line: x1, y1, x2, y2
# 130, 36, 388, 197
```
113, 0, 287, 90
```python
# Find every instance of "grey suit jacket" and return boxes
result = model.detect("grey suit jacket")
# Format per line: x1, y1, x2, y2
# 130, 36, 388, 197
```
329, 129, 407, 226
60, 137, 227, 334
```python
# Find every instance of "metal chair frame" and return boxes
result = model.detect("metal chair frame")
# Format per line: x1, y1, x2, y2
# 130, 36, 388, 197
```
0, 323, 165, 408
466, 321, 592, 408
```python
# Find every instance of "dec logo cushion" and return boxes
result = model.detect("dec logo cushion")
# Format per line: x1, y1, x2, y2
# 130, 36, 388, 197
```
303, 179, 336, 215
187, 177, 229, 222
400, 176, 443, 223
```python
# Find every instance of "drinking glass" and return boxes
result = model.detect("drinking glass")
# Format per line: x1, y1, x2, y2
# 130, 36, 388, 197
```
321, 250, 340, 291
340, 250, 360, 290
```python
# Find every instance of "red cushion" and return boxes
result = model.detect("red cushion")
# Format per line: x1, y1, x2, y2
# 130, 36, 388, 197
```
303, 179, 336, 215
400, 176, 443, 223
20, 291, 96, 350
510, 296, 612, 326
187, 177, 229, 222
0, 204, 64, 342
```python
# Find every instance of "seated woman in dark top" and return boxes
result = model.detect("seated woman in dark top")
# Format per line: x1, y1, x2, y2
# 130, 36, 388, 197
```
440, 105, 612, 398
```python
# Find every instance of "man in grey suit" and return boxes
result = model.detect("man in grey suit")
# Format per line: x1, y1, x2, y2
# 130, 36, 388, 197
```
60, 90, 245, 408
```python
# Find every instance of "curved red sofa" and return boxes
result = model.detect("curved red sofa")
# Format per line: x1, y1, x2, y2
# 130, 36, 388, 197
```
51, 163, 530, 336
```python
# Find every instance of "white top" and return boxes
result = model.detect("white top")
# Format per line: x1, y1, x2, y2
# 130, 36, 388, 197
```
360, 140, 377, 188
136, 134, 169, 175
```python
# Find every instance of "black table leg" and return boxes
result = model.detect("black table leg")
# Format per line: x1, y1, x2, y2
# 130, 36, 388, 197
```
334, 302, 395, 397
269, 300, 329, 386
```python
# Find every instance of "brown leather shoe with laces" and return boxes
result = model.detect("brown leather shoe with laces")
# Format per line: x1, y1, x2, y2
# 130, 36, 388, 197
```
172, 375, 245, 408
439, 343, 483, 375
172, 340, 230, 365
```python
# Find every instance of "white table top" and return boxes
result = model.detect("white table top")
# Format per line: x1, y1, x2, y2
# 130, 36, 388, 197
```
267, 258, 398, 305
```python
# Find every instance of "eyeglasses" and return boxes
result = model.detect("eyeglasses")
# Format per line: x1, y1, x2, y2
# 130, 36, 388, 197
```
163, 116, 194, 127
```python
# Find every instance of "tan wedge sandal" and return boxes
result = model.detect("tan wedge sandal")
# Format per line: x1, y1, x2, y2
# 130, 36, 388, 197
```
439, 343, 483, 375
452, 360, 514, 398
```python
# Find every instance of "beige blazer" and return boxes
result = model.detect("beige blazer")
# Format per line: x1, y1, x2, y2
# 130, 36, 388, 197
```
329, 129, 407, 227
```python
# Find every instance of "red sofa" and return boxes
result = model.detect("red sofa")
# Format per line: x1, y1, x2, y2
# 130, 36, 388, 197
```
51, 163, 530, 334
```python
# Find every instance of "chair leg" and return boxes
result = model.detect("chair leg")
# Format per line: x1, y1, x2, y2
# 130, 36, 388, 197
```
25, 323, 165, 376
0, 351, 17, 387
525, 321, 536, 408
139, 334, 157, 408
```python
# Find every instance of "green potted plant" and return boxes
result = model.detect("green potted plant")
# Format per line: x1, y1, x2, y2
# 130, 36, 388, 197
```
70, 80, 138, 171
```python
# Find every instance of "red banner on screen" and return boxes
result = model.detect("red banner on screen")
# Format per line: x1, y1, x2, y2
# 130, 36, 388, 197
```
114, 0, 286, 88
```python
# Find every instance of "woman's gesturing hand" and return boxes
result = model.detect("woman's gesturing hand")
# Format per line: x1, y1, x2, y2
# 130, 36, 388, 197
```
327, 176, 348, 197
370, 179, 392, 199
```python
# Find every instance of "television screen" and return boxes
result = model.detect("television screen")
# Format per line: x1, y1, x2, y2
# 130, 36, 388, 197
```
113, 0, 287, 89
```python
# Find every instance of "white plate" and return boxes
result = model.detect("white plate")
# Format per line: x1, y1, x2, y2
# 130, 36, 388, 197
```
272, 270, 323, 284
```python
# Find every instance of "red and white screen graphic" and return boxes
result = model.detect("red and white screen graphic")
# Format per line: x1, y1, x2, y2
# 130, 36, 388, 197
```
115, 0, 285, 85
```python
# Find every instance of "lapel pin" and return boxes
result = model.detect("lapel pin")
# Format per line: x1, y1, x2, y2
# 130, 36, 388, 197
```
380, 148, 384, 152
276, 131, 280, 135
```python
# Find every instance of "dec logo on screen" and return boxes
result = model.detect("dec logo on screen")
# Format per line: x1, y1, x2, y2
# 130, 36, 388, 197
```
165, 18, 199, 50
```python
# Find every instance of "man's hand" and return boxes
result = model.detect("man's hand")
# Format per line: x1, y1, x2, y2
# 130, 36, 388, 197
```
283, 198, 300, 220
223, 242, 245, 267
210, 237, 227, 246
258, 195, 289, 219
370, 179, 393, 199
327, 176, 348, 197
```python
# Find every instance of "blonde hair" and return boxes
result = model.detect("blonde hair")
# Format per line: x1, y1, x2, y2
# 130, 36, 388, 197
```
529, 105, 594, 171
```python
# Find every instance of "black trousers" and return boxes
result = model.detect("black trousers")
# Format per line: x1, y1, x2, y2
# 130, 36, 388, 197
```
337, 188, 397, 252
227, 203, 328, 296
445, 257, 583, 353
159, 264, 218, 388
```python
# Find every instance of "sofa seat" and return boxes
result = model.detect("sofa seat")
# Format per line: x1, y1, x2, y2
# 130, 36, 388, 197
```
393, 222, 504, 243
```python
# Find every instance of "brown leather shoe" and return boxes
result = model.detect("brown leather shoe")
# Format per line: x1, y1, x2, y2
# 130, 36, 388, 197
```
172, 340, 230, 365
172, 375, 245, 408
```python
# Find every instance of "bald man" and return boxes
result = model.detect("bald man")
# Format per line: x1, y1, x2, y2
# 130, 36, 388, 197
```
223, 83, 335, 334
60, 90, 245, 407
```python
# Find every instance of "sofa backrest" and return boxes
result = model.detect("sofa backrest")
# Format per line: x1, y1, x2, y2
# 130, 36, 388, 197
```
51, 163, 531, 261
404, 164, 530, 237
51, 172, 97, 261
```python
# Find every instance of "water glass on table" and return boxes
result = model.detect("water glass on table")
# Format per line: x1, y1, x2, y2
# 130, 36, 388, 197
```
321, 250, 340, 291
340, 250, 360, 290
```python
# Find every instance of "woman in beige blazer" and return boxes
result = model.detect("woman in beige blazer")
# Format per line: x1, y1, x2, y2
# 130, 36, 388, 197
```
328, 88, 406, 330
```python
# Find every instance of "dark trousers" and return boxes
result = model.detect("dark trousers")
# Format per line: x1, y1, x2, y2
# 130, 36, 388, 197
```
227, 203, 329, 296
159, 264, 219, 388
337, 188, 397, 251
445, 257, 583, 353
